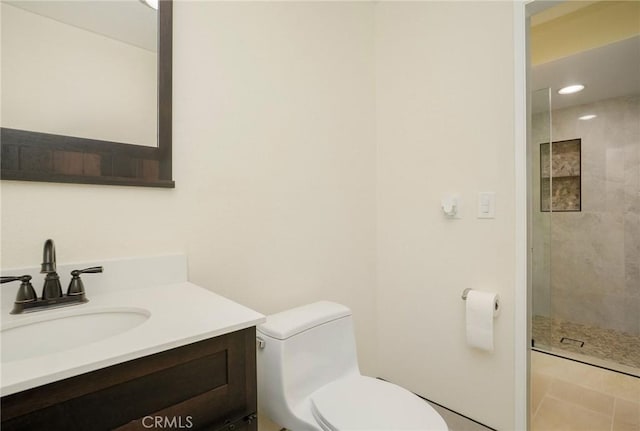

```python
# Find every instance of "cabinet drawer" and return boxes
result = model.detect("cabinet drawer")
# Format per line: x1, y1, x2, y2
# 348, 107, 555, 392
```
2, 327, 257, 431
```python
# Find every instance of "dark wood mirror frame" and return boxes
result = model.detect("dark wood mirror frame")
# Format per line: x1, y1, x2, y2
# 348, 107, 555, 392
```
1, 0, 174, 188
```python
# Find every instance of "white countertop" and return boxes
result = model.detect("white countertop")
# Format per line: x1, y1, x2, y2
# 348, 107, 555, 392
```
1, 281, 265, 396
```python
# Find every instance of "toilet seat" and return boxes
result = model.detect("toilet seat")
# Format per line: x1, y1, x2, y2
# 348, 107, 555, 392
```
310, 375, 448, 431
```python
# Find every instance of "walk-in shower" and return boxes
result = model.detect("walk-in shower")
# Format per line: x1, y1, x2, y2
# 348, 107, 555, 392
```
529, 34, 640, 376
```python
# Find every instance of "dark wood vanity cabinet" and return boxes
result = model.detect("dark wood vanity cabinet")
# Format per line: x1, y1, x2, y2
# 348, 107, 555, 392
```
1, 327, 258, 431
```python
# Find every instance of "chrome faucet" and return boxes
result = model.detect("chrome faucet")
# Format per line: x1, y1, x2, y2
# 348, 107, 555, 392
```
0, 239, 103, 314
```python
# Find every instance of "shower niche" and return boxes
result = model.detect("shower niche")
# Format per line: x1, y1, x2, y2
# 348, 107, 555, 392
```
540, 139, 581, 212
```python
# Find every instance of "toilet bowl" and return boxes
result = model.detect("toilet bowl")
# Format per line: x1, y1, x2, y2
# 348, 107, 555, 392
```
256, 301, 448, 431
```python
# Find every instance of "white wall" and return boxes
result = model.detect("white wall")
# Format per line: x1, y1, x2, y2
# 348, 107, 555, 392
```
0, 1, 378, 374
1, 3, 157, 146
173, 1, 379, 374
1, 2, 521, 429
375, 2, 517, 429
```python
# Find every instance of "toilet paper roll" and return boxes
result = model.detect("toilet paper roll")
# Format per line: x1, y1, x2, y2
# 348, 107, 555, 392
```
465, 290, 500, 351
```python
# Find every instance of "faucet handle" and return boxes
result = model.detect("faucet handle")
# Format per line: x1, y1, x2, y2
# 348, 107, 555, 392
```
67, 266, 103, 296
71, 266, 103, 276
1, 275, 31, 284
1, 275, 38, 303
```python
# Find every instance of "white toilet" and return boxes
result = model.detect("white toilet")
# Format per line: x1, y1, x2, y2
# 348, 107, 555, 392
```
256, 301, 449, 431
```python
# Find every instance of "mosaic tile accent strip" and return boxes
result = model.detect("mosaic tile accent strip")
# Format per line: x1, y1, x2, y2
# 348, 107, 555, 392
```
532, 315, 640, 370
540, 139, 581, 212
541, 177, 581, 211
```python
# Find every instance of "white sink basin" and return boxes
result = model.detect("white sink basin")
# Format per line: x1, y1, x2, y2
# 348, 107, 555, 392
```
1, 308, 150, 363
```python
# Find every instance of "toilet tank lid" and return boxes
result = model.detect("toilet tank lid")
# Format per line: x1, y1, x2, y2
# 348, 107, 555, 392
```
257, 301, 352, 340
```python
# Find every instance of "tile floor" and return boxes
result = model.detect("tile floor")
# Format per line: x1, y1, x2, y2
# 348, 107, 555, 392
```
531, 350, 640, 431
427, 403, 493, 431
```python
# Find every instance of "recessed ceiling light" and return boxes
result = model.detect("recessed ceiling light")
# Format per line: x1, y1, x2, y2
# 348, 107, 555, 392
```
579, 114, 597, 121
558, 84, 585, 95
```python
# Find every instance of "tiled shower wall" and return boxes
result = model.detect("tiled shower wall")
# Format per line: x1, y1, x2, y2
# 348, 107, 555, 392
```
532, 94, 640, 336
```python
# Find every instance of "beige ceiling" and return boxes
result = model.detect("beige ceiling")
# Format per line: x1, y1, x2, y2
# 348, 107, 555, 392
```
531, 1, 640, 111
531, 1, 639, 66
530, 1, 598, 27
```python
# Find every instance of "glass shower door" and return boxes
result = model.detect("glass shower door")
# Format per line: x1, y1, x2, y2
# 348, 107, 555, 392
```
530, 88, 552, 350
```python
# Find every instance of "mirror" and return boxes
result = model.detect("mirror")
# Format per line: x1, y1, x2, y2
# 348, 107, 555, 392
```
3, 0, 157, 147
0, 0, 173, 187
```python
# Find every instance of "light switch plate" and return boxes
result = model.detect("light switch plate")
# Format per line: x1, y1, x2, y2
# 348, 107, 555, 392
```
478, 192, 495, 219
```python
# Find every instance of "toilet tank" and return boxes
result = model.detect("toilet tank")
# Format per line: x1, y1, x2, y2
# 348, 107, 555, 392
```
257, 301, 360, 425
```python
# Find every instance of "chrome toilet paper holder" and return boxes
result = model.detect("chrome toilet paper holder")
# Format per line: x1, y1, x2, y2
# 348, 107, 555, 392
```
461, 288, 499, 311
